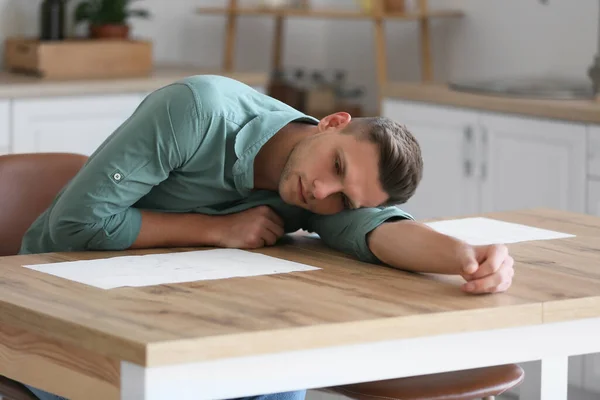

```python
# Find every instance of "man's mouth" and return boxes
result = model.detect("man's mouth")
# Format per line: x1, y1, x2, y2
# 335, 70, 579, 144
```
298, 177, 306, 204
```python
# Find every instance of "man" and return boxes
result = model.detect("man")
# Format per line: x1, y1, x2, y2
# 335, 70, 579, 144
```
19, 75, 514, 400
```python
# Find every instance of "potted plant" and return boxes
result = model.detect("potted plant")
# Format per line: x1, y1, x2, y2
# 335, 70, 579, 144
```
74, 0, 150, 40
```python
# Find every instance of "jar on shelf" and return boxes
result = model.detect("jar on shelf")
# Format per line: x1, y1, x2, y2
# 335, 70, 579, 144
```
40, 0, 66, 41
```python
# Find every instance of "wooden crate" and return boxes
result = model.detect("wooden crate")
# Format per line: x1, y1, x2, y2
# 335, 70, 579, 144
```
4, 37, 153, 80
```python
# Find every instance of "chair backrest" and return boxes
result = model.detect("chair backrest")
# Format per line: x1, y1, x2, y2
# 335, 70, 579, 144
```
0, 153, 88, 256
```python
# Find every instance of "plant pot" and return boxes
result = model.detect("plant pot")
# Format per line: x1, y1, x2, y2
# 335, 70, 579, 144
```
90, 24, 130, 39
384, 0, 405, 13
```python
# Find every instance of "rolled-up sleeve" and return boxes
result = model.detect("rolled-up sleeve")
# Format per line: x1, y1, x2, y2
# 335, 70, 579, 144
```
305, 206, 414, 264
48, 83, 201, 251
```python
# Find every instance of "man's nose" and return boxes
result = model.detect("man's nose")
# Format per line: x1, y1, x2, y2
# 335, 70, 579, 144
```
312, 180, 342, 200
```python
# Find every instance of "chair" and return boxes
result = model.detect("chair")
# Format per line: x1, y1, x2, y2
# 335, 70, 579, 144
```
0, 152, 88, 257
0, 153, 524, 400
0, 153, 87, 400
325, 364, 524, 400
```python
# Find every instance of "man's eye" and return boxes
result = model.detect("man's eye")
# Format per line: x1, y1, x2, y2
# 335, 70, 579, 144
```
341, 194, 349, 209
335, 158, 341, 174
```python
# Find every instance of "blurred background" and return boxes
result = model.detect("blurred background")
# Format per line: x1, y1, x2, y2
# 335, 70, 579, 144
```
1, 1, 599, 399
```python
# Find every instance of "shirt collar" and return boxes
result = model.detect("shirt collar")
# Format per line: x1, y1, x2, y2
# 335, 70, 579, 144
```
232, 110, 319, 196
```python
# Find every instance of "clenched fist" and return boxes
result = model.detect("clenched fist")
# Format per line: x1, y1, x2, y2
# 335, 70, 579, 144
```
457, 243, 515, 294
215, 206, 285, 249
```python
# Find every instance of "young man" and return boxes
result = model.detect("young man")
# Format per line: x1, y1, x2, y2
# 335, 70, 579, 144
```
19, 75, 514, 400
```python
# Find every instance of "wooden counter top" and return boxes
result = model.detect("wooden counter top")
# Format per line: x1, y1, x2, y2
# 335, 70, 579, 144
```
1, 209, 600, 370
0, 65, 269, 99
384, 81, 600, 125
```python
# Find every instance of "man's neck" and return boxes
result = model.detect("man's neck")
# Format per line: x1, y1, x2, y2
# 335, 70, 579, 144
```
253, 122, 316, 191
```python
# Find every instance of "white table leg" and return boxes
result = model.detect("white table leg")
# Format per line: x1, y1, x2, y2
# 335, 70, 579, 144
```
121, 362, 147, 400
540, 356, 569, 400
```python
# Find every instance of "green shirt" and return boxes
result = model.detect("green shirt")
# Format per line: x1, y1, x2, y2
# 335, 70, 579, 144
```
20, 75, 413, 263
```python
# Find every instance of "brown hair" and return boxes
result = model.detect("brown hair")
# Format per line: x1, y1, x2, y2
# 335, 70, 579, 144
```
349, 117, 423, 206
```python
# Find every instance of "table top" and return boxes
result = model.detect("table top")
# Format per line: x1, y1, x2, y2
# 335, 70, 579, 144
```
1, 208, 600, 368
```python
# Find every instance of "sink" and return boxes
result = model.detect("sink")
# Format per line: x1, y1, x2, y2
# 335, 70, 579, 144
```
448, 77, 596, 100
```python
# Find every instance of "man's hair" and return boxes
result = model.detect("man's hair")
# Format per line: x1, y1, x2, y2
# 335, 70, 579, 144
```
347, 117, 423, 206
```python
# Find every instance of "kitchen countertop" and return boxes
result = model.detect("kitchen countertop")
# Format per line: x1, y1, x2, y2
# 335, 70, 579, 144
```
384, 81, 600, 125
0, 65, 269, 99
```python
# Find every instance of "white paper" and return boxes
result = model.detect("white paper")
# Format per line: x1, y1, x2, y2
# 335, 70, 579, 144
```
24, 249, 320, 290
424, 217, 575, 245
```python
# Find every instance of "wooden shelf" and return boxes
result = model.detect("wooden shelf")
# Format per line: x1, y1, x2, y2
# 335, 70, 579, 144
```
196, 7, 464, 21
199, 0, 464, 114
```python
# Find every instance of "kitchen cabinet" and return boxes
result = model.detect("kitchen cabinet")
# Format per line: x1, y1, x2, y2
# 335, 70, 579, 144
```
479, 112, 586, 214
382, 100, 479, 220
11, 93, 145, 156
0, 100, 9, 155
382, 99, 587, 220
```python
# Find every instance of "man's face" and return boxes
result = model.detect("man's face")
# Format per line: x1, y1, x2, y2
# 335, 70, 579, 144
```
278, 114, 389, 215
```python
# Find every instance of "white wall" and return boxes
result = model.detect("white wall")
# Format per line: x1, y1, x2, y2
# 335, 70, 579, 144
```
321, 0, 600, 110
0, 0, 330, 72
1, 0, 597, 112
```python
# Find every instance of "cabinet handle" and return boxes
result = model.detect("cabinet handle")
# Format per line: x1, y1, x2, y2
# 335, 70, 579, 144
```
463, 126, 473, 177
481, 127, 488, 180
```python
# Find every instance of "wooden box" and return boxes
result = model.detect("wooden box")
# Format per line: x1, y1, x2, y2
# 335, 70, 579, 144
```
4, 37, 153, 80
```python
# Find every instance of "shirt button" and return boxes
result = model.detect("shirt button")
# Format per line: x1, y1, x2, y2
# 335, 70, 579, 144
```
113, 172, 122, 181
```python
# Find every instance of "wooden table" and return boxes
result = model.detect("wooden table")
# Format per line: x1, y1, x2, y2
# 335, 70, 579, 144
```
1, 208, 600, 400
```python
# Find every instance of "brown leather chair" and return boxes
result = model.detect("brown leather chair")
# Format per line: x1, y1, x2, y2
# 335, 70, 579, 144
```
0, 153, 524, 400
0, 376, 38, 400
325, 364, 524, 400
0, 152, 88, 257
0, 153, 87, 400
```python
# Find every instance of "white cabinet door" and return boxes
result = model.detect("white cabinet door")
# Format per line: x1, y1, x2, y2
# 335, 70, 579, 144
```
479, 113, 586, 214
0, 100, 9, 154
382, 100, 480, 220
12, 94, 144, 156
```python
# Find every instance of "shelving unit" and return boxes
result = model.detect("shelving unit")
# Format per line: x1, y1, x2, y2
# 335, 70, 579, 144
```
197, 0, 463, 111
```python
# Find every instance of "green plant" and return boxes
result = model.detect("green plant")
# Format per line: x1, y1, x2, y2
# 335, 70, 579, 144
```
74, 0, 150, 26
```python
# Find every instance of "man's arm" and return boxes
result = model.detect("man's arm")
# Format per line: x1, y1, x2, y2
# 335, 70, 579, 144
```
368, 220, 514, 294
367, 219, 471, 274
48, 82, 213, 251
305, 208, 514, 294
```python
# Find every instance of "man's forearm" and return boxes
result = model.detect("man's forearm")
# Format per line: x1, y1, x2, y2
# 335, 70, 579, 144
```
131, 210, 222, 249
367, 220, 469, 274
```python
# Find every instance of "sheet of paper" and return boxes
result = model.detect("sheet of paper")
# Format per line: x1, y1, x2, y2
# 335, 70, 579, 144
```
424, 217, 575, 245
24, 249, 320, 290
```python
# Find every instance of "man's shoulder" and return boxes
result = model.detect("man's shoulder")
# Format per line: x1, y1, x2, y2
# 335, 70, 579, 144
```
175, 75, 300, 115
177, 74, 252, 91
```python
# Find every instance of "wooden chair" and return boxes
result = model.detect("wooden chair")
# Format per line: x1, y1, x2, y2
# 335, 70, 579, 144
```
0, 153, 524, 400
0, 153, 87, 400
325, 364, 524, 400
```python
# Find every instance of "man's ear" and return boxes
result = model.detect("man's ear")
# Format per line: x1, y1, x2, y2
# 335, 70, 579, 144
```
317, 112, 352, 132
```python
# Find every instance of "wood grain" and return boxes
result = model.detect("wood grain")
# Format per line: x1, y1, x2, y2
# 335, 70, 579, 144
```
0, 322, 119, 400
4, 38, 153, 80
2, 209, 600, 367
384, 82, 600, 124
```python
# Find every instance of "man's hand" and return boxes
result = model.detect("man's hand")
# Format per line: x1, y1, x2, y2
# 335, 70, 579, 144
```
456, 244, 515, 294
215, 206, 285, 249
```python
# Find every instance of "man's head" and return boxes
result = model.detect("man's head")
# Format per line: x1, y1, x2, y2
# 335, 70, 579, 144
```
278, 112, 423, 215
